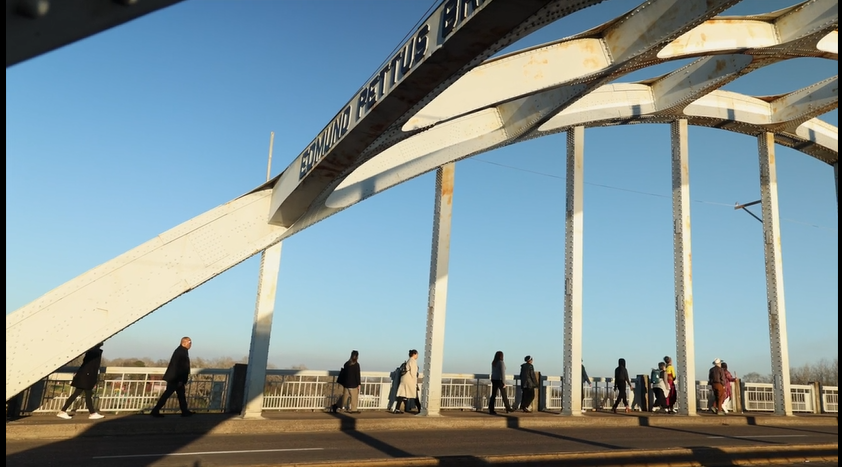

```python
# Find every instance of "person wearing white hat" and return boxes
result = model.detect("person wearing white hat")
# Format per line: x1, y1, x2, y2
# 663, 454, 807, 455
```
708, 358, 726, 415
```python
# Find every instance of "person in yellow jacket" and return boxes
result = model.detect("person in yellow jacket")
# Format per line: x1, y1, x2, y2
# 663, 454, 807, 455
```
664, 355, 677, 414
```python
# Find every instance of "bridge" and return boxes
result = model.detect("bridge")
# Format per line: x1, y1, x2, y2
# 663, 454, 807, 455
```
6, 0, 838, 425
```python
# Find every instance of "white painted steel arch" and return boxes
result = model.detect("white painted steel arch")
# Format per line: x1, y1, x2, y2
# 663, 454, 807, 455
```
6, 0, 838, 401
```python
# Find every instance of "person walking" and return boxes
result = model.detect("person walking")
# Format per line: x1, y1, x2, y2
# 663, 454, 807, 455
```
150, 337, 193, 417
611, 358, 632, 413
582, 362, 591, 413
489, 351, 513, 414
393, 350, 419, 414
332, 350, 361, 413
708, 358, 726, 415
56, 342, 105, 420
664, 355, 678, 414
519, 356, 538, 412
650, 361, 668, 413
721, 361, 736, 414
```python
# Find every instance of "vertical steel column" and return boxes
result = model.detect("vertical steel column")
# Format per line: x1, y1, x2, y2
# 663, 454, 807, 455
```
562, 126, 584, 416
420, 163, 455, 417
670, 120, 697, 416
240, 242, 283, 418
757, 132, 793, 416
834, 162, 838, 209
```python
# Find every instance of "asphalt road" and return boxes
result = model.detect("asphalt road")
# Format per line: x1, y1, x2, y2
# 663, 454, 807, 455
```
6, 424, 837, 467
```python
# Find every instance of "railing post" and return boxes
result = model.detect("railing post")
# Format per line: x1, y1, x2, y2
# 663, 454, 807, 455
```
810, 382, 822, 414
733, 378, 743, 413
475, 378, 482, 412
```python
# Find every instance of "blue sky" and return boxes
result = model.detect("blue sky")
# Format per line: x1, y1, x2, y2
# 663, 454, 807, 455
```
6, 0, 837, 380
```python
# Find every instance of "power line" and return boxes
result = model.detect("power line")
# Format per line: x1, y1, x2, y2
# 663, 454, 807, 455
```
467, 157, 837, 233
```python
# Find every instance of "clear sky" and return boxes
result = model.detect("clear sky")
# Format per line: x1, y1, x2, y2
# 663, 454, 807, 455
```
6, 0, 837, 381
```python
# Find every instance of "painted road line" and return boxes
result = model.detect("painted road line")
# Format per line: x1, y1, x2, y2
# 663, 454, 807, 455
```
93, 447, 324, 459
707, 435, 807, 439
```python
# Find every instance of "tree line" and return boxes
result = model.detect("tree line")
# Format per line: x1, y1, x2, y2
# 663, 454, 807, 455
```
739, 358, 838, 385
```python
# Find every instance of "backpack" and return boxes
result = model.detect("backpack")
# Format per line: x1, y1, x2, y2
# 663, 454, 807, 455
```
399, 361, 408, 376
650, 369, 661, 385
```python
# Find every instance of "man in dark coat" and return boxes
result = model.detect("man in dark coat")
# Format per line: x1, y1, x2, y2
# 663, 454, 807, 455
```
57, 342, 104, 420
150, 336, 193, 417
518, 356, 538, 412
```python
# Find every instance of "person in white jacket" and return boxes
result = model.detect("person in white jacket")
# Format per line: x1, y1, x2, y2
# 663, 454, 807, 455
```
393, 350, 419, 414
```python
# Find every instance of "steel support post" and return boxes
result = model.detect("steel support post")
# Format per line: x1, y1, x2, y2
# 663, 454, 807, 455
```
757, 132, 793, 416
834, 162, 838, 209
420, 163, 455, 417
240, 242, 283, 419
562, 126, 584, 416
670, 120, 697, 416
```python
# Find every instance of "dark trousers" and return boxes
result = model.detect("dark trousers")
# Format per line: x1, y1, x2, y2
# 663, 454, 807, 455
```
489, 379, 512, 412
62, 387, 96, 413
612, 385, 628, 409
520, 387, 535, 410
652, 388, 667, 409
152, 380, 189, 414
711, 383, 726, 412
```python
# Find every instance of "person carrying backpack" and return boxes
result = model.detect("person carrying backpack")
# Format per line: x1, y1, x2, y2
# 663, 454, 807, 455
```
650, 362, 668, 413
393, 350, 419, 414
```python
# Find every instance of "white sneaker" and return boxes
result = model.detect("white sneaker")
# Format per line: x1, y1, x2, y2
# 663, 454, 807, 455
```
88, 413, 105, 420
56, 411, 72, 419
581, 409, 587, 413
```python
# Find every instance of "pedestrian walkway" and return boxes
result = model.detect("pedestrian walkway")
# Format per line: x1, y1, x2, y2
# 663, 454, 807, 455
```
6, 409, 836, 441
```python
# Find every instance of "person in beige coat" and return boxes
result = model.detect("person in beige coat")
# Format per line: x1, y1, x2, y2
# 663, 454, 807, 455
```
392, 349, 419, 414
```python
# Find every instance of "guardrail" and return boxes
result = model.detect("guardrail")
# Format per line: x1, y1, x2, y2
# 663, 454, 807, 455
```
9, 367, 838, 415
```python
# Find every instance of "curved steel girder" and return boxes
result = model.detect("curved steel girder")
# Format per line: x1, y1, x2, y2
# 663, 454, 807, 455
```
280, 0, 742, 234
275, 82, 837, 242
269, 0, 608, 228
404, 0, 837, 132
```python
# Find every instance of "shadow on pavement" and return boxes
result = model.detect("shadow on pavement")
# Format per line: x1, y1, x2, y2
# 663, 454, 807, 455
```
327, 411, 414, 458
503, 414, 624, 450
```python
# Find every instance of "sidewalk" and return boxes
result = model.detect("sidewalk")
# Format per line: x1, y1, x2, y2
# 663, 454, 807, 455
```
6, 409, 837, 440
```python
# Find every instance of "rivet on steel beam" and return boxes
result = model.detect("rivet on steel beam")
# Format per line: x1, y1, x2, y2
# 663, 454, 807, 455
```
16, 0, 49, 18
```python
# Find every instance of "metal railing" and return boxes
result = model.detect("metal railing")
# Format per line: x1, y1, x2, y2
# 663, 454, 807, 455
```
737, 382, 815, 413
13, 367, 839, 415
31, 367, 232, 414
543, 377, 640, 411
821, 386, 838, 413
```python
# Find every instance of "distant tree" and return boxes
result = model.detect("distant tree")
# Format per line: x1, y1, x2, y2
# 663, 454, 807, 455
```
290, 364, 308, 370
740, 372, 772, 383
790, 363, 813, 385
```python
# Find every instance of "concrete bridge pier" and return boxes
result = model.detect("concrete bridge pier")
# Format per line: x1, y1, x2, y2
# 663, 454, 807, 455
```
562, 126, 585, 416
671, 119, 698, 416
757, 132, 793, 416
420, 163, 455, 417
